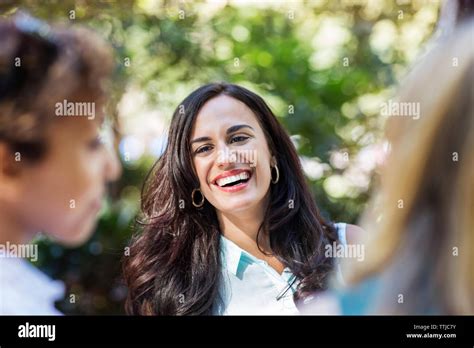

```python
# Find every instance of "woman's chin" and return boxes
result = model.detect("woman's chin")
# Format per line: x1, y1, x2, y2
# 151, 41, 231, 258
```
216, 197, 261, 215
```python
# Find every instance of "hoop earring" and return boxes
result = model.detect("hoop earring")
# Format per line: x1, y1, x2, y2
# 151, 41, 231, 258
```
192, 188, 205, 208
271, 164, 279, 184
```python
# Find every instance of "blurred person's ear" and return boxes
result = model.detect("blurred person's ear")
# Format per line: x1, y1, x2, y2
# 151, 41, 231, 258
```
0, 142, 24, 202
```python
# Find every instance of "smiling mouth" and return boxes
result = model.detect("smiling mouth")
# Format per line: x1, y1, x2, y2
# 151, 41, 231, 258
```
212, 170, 252, 188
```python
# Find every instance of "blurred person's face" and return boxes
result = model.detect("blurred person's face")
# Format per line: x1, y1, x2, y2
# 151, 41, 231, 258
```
190, 95, 275, 216
0, 114, 121, 246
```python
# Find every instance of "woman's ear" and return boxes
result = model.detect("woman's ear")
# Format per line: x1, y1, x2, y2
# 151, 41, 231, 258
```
270, 155, 277, 167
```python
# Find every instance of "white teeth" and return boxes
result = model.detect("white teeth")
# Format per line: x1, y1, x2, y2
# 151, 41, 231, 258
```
216, 172, 250, 187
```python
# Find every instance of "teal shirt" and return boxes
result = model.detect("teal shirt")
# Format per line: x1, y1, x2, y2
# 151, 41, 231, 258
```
337, 275, 441, 315
337, 276, 380, 315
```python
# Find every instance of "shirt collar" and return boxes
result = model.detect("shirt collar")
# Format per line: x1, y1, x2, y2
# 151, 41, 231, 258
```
0, 257, 65, 304
219, 234, 245, 276
219, 234, 295, 282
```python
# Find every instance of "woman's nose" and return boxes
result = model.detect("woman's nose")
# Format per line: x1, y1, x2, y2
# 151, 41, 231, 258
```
215, 143, 237, 167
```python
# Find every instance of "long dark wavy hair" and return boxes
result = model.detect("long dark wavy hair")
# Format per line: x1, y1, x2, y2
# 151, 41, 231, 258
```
123, 82, 339, 315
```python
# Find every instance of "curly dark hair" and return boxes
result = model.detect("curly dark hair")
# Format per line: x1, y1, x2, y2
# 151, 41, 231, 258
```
0, 12, 113, 161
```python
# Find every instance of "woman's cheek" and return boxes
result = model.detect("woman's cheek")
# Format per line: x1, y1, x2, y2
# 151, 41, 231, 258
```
258, 160, 272, 188
194, 157, 209, 185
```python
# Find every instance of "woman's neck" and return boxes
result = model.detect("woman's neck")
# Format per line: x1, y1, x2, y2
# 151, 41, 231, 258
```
217, 196, 286, 274
218, 209, 285, 274
217, 192, 270, 250
218, 209, 265, 246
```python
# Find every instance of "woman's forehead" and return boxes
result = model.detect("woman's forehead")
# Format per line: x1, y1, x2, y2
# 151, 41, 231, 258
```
193, 95, 259, 131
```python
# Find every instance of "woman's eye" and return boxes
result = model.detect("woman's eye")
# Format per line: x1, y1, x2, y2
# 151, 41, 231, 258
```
196, 145, 212, 154
230, 135, 249, 143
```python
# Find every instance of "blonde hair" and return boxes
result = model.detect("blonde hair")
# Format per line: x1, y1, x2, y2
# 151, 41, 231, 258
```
344, 19, 474, 314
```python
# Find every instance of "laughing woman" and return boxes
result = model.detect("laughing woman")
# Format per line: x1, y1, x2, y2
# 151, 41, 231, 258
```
123, 83, 362, 315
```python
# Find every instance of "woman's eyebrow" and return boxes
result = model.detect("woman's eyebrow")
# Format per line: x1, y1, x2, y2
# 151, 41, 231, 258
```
190, 136, 211, 145
190, 124, 254, 145
226, 124, 254, 134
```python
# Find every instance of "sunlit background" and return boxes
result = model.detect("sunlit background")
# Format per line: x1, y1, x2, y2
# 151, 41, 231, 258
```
1, 0, 440, 314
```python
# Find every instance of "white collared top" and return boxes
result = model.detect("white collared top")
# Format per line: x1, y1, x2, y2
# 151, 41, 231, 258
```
0, 257, 65, 315
213, 223, 347, 315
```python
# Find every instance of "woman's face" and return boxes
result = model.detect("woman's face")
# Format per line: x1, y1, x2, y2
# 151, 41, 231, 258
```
190, 95, 275, 215
9, 116, 121, 246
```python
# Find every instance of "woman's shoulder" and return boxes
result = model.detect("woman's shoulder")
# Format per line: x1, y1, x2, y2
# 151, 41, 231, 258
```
345, 224, 365, 244
334, 222, 365, 245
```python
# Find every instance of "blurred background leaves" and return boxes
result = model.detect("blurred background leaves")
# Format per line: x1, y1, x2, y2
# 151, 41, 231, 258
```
0, 0, 440, 314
